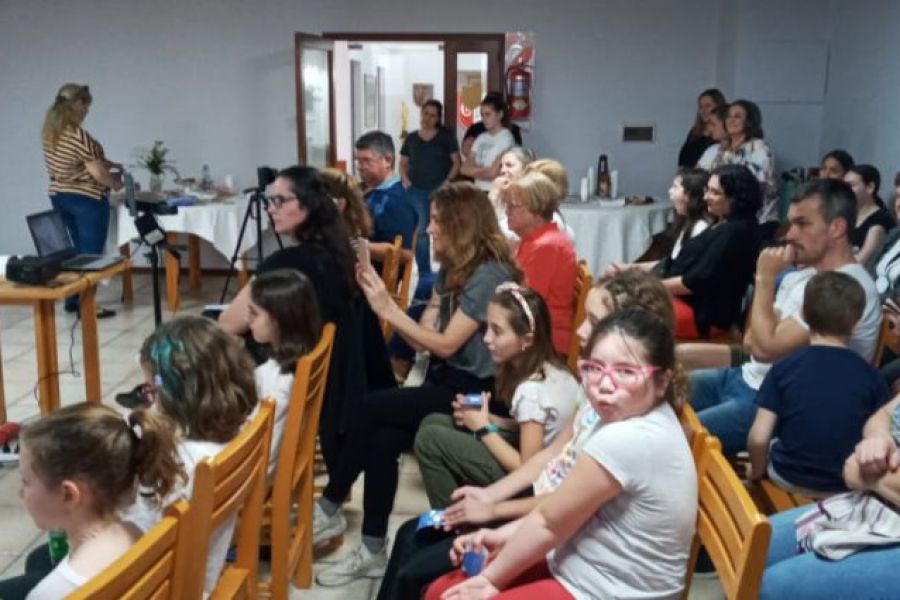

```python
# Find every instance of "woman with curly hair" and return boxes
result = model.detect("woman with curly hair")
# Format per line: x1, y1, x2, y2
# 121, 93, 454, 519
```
663, 163, 762, 339
314, 182, 520, 587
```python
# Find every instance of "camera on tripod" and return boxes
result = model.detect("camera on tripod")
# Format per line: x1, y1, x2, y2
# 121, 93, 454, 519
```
243, 166, 278, 197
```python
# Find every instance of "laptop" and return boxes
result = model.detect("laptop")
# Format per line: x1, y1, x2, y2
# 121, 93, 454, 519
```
27, 209, 123, 271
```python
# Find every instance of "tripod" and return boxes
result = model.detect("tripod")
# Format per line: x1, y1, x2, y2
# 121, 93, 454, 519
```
219, 189, 283, 303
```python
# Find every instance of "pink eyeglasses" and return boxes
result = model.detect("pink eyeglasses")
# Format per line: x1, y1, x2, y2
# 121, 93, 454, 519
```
577, 359, 660, 390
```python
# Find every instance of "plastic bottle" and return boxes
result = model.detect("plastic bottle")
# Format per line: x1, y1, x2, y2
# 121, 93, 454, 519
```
47, 529, 68, 564
201, 164, 212, 191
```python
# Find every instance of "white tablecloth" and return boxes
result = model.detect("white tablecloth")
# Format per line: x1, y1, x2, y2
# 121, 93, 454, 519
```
109, 194, 268, 259
559, 198, 673, 275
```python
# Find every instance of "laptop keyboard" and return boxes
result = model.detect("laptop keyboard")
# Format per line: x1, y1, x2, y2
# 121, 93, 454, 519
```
65, 256, 100, 268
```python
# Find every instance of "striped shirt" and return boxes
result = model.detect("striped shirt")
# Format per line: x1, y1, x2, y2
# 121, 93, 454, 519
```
43, 126, 107, 200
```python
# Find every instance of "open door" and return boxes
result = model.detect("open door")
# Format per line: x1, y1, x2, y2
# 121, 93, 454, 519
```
295, 33, 336, 168
443, 36, 505, 142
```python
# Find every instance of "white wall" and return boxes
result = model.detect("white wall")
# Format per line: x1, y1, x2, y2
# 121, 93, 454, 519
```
1, 0, 896, 259
822, 0, 900, 187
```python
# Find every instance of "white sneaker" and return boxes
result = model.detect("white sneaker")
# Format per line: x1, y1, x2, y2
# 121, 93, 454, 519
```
312, 503, 347, 545
315, 543, 388, 587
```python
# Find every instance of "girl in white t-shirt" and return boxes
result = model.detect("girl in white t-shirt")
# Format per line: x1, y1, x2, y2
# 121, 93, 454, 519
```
461, 95, 516, 191
122, 316, 258, 595
11, 403, 183, 600
247, 269, 323, 475
429, 307, 697, 600
414, 284, 580, 508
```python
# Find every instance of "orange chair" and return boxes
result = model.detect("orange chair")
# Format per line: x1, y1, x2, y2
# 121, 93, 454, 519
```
566, 260, 592, 374
257, 324, 336, 598
380, 238, 401, 338
183, 399, 275, 599
395, 229, 419, 312
381, 231, 419, 339
67, 500, 190, 600
682, 437, 771, 600
677, 402, 708, 463
751, 478, 817, 515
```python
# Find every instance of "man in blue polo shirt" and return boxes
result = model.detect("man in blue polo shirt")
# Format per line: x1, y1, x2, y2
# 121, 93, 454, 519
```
355, 131, 417, 267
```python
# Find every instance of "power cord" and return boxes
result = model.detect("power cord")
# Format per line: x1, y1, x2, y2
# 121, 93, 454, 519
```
30, 312, 82, 404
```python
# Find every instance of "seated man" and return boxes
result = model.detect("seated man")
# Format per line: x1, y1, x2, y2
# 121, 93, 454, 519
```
355, 130, 417, 268
688, 179, 881, 454
747, 271, 890, 496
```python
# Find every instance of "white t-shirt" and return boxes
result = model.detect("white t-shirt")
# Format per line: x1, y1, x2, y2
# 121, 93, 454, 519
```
27, 556, 88, 600
533, 389, 594, 495
471, 129, 515, 190
510, 362, 580, 445
253, 359, 295, 476
121, 439, 230, 595
742, 263, 881, 389
671, 219, 711, 259
549, 402, 697, 600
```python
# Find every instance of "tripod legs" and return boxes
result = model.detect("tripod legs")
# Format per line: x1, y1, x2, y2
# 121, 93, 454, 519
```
218, 193, 283, 303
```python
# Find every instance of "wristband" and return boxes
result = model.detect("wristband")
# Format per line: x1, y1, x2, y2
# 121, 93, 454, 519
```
473, 423, 501, 440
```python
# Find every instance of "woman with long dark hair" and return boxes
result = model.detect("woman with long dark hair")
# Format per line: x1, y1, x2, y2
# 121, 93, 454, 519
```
845, 164, 893, 269
219, 166, 393, 479
678, 88, 728, 168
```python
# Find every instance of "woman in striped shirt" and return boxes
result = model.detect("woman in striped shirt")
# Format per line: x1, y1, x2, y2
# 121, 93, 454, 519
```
42, 83, 122, 315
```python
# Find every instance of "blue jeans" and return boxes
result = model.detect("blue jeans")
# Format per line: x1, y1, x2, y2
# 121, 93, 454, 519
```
761, 506, 900, 599
405, 186, 432, 279
50, 192, 110, 310
689, 367, 758, 455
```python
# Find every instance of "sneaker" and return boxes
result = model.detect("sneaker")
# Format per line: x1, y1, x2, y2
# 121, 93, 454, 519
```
315, 543, 387, 587
312, 503, 347, 545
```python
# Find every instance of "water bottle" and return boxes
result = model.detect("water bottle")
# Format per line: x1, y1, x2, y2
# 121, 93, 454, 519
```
201, 164, 212, 191
47, 529, 68, 564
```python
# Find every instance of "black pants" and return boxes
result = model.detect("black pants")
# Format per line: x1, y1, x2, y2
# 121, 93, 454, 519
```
322, 363, 493, 538
377, 517, 454, 600
0, 544, 53, 600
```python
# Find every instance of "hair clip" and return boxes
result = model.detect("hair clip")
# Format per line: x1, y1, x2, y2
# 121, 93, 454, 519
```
125, 414, 143, 440
494, 282, 535, 333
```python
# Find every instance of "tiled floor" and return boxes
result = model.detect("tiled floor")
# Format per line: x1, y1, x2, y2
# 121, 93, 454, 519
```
0, 273, 724, 599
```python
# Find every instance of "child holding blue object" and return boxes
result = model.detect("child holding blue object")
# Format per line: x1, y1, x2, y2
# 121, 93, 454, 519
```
747, 271, 891, 495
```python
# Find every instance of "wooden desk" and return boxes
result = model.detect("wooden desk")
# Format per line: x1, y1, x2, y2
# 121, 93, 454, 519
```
0, 261, 129, 418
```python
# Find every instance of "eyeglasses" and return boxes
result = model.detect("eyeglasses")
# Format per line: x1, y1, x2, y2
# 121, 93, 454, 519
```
577, 359, 659, 389
264, 194, 298, 209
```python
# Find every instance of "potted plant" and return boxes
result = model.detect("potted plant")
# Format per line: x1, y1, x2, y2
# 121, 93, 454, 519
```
135, 141, 178, 192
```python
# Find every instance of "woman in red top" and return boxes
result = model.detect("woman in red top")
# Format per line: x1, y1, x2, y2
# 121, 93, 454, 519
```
503, 171, 578, 355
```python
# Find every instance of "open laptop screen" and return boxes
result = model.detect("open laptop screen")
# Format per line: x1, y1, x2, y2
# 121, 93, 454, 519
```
27, 210, 73, 258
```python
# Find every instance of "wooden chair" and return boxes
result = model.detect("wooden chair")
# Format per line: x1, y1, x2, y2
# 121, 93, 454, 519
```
873, 310, 900, 367
751, 478, 816, 515
566, 260, 592, 374
257, 323, 336, 599
395, 229, 418, 313
682, 437, 771, 600
677, 402, 708, 463
183, 399, 275, 599
380, 237, 402, 338
67, 500, 190, 600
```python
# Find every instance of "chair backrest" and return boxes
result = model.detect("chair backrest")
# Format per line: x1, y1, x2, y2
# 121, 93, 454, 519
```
260, 322, 336, 597
566, 260, 592, 374
873, 310, 899, 367
380, 236, 403, 338
677, 402, 708, 463
682, 437, 771, 600
184, 399, 275, 599
396, 228, 418, 313
67, 500, 190, 600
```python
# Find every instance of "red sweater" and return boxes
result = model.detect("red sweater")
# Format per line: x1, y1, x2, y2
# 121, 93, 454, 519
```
516, 222, 578, 354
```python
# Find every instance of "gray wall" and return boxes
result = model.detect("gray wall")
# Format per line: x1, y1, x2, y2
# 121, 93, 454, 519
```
1, 0, 896, 258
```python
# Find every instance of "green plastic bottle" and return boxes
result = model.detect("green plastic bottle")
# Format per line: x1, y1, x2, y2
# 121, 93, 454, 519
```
47, 529, 68, 564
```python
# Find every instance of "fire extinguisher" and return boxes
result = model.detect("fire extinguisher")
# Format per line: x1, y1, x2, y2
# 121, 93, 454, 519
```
506, 65, 532, 120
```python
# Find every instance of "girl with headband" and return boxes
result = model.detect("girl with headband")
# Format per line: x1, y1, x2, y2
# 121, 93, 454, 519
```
414, 283, 580, 508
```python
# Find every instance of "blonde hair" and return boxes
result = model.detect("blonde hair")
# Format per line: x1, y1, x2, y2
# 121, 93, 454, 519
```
431, 182, 520, 292
140, 316, 257, 443
42, 83, 92, 149
320, 168, 373, 238
22, 403, 185, 514
504, 171, 561, 221
525, 159, 569, 200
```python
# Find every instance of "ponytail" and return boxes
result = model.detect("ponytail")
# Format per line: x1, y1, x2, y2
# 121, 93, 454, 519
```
21, 403, 184, 516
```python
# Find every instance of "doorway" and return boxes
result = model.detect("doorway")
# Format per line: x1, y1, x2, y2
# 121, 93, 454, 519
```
294, 32, 504, 174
